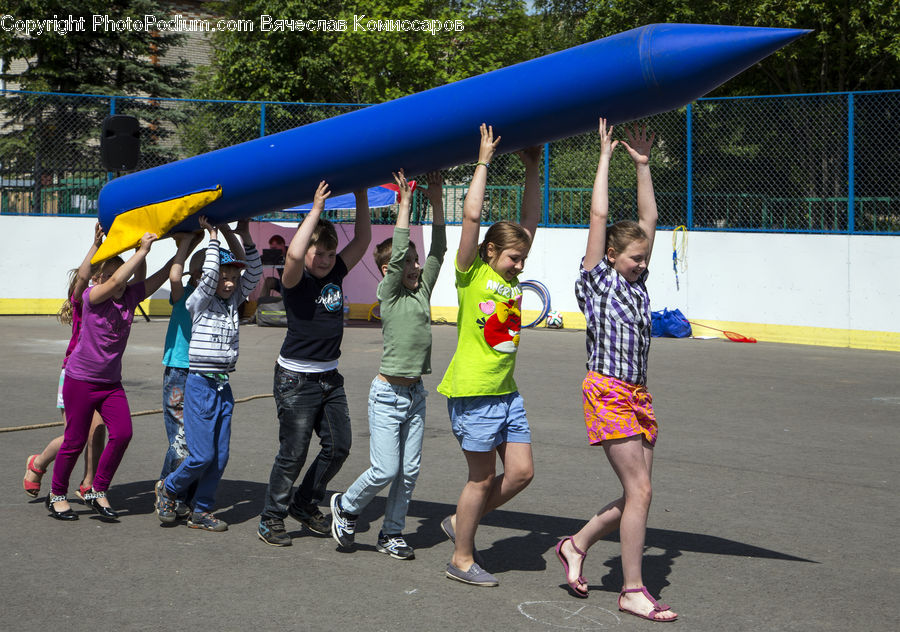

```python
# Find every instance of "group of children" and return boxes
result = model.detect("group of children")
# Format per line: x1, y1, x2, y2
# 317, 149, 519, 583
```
23, 119, 676, 622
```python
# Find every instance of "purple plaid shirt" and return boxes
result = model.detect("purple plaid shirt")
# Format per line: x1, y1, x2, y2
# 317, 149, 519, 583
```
575, 257, 651, 385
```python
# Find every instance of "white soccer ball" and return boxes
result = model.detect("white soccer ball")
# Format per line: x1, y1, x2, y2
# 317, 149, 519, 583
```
545, 310, 563, 329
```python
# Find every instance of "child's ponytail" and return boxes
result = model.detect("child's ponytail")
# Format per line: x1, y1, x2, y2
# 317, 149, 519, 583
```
57, 269, 79, 325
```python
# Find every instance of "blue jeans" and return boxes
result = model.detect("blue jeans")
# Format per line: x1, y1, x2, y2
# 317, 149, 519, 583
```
160, 366, 190, 480
342, 377, 426, 534
261, 364, 352, 520
164, 372, 233, 513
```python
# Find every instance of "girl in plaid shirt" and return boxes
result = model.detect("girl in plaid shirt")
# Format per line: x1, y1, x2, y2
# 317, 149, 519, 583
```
557, 119, 677, 622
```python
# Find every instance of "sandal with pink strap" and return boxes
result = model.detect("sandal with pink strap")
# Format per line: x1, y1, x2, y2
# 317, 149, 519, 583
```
555, 536, 589, 598
23, 455, 46, 498
618, 586, 678, 622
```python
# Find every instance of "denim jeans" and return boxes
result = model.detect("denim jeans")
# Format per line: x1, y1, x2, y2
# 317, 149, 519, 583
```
261, 364, 352, 520
160, 366, 190, 480
164, 372, 233, 513
342, 377, 426, 534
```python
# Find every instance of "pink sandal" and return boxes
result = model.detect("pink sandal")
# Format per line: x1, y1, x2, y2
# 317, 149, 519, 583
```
618, 586, 678, 622
555, 536, 589, 598
23, 455, 46, 498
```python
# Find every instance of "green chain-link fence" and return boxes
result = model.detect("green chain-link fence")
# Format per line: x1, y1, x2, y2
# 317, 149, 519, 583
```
1, 88, 898, 233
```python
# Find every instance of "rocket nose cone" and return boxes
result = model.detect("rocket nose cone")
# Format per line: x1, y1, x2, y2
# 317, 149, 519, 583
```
639, 23, 810, 103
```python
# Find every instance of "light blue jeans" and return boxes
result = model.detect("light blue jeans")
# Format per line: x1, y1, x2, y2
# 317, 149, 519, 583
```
341, 377, 426, 534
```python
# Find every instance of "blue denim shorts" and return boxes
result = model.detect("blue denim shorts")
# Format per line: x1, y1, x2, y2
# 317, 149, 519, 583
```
447, 391, 531, 452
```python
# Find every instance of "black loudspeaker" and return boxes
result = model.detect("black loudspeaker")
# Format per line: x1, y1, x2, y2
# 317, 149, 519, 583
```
100, 115, 140, 171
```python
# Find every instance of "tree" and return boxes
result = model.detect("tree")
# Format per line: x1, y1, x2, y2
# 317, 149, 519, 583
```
545, 0, 900, 95
0, 0, 190, 212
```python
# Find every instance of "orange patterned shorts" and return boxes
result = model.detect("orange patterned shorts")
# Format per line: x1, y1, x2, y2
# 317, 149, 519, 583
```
582, 371, 657, 446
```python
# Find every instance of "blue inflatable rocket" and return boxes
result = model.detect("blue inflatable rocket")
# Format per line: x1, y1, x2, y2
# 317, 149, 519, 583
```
94, 23, 807, 262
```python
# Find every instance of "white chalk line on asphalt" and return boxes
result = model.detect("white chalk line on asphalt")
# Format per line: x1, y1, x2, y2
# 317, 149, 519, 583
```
517, 600, 621, 629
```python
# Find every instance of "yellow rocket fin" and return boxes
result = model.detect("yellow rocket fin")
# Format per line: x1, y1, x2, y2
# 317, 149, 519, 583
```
92, 186, 223, 264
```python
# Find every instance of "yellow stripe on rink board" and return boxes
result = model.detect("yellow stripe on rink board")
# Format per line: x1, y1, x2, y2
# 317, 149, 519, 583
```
688, 320, 900, 352
0, 298, 173, 317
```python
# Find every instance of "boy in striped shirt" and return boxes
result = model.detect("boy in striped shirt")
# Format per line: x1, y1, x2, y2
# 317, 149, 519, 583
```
155, 216, 262, 531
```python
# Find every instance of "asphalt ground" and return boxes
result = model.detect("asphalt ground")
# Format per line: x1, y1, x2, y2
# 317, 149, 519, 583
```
1, 316, 897, 631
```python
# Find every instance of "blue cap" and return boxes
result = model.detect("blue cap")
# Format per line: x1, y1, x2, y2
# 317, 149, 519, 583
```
219, 249, 245, 269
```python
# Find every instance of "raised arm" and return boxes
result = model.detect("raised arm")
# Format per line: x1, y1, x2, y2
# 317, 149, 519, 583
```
421, 170, 447, 293
234, 219, 263, 301
584, 118, 618, 271
219, 221, 246, 261
380, 170, 413, 299
458, 123, 501, 271
516, 145, 542, 241
282, 181, 330, 289
142, 255, 177, 298
339, 188, 372, 271
131, 246, 147, 283
89, 232, 156, 304
423, 170, 445, 229
187, 216, 221, 315
73, 222, 104, 299
169, 232, 202, 303
621, 123, 658, 263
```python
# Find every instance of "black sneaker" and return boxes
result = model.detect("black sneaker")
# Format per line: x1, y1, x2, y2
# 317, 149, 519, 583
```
288, 502, 331, 535
376, 531, 415, 560
329, 493, 357, 549
258, 518, 292, 546
174, 500, 191, 520
154, 480, 176, 524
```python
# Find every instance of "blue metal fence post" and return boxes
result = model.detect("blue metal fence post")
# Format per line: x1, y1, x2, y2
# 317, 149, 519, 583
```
685, 103, 693, 229
260, 103, 266, 137
542, 142, 550, 225
847, 93, 855, 233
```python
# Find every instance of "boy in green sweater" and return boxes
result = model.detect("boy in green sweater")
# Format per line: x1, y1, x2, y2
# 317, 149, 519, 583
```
330, 170, 446, 559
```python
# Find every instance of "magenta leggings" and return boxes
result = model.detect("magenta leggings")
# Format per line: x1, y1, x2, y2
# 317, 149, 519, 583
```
51, 375, 133, 495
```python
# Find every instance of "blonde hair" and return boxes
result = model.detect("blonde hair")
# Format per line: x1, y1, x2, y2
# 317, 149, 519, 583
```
478, 221, 531, 264
56, 261, 102, 325
606, 220, 648, 256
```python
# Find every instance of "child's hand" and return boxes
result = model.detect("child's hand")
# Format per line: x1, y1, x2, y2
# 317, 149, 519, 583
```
515, 145, 541, 166
172, 232, 194, 246
621, 123, 654, 166
312, 181, 331, 212
598, 117, 619, 160
423, 171, 443, 203
234, 219, 251, 240
198, 215, 219, 235
93, 222, 105, 246
139, 232, 158, 252
393, 169, 411, 204
478, 123, 501, 164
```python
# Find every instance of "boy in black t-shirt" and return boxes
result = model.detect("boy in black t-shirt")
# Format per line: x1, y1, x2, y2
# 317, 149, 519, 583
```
258, 181, 372, 547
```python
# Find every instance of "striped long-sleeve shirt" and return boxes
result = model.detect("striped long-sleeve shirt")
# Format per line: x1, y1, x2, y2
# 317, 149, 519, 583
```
187, 238, 262, 373
575, 257, 651, 386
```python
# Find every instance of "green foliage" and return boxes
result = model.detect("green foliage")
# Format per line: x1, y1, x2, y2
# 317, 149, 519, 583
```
200, 0, 537, 104
0, 0, 190, 176
563, 0, 900, 94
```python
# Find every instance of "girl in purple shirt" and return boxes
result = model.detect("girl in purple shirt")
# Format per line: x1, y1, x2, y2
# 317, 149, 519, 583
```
48, 232, 173, 521
23, 223, 107, 500
558, 119, 677, 622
